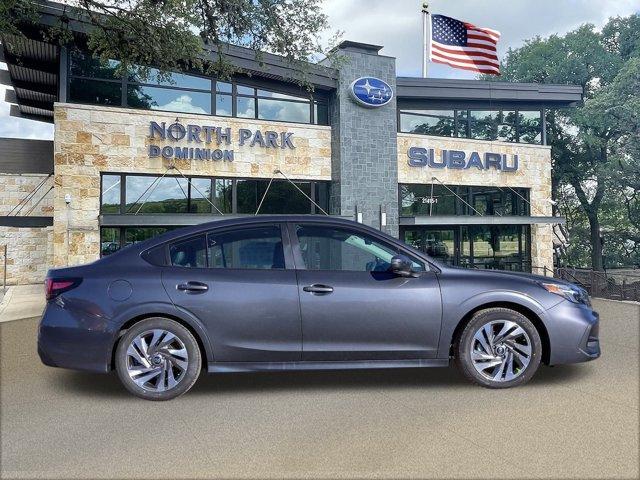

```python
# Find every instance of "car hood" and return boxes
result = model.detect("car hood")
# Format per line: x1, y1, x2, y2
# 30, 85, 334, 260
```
439, 265, 577, 288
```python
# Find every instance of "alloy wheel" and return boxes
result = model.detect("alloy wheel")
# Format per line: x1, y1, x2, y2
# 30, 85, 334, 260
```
470, 320, 532, 382
125, 329, 189, 392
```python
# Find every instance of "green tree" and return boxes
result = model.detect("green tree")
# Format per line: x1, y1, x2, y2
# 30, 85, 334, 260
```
486, 15, 640, 270
1, 0, 334, 86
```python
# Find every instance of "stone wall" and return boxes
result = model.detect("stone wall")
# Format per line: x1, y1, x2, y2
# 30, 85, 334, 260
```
325, 48, 399, 235
397, 134, 555, 272
0, 174, 54, 284
53, 103, 332, 266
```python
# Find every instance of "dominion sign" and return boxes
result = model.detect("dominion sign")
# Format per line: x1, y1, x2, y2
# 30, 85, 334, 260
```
148, 120, 295, 161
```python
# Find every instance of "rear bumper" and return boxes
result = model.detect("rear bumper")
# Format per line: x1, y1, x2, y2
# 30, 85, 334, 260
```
37, 300, 113, 373
544, 301, 600, 365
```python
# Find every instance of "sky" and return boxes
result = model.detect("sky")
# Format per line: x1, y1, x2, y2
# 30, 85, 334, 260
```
1, 0, 639, 141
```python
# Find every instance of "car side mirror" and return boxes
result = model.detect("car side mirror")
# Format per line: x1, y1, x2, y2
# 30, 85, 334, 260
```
389, 254, 418, 278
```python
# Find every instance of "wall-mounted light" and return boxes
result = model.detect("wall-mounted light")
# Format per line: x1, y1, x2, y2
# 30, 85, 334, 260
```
380, 205, 387, 229
355, 205, 363, 223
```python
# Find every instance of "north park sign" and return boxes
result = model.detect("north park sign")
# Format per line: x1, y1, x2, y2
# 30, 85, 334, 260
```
407, 147, 519, 172
148, 120, 295, 161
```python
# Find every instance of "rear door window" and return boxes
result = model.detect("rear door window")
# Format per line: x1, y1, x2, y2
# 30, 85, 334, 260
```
207, 226, 284, 270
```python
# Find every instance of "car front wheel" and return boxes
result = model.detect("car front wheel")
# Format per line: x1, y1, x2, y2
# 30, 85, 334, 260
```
456, 308, 542, 388
115, 317, 201, 400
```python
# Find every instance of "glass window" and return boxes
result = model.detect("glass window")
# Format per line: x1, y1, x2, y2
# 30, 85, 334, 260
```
127, 85, 211, 114
189, 178, 212, 213
70, 49, 121, 79
257, 181, 312, 214
257, 89, 306, 101
314, 102, 329, 125
236, 179, 258, 214
125, 176, 189, 214
101, 228, 120, 256
455, 110, 469, 137
124, 227, 172, 248
497, 111, 517, 142
236, 96, 255, 118
215, 93, 232, 116
314, 182, 330, 214
170, 236, 207, 268
101, 175, 121, 213
402, 228, 455, 266
258, 98, 310, 123
399, 184, 457, 216
207, 226, 284, 269
128, 66, 211, 90
400, 110, 455, 136
216, 81, 232, 93
69, 78, 122, 106
213, 179, 233, 214
469, 110, 497, 140
237, 85, 255, 95
296, 225, 423, 272
518, 111, 542, 144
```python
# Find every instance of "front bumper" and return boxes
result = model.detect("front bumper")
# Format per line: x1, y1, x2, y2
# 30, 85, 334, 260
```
544, 300, 600, 365
38, 299, 113, 373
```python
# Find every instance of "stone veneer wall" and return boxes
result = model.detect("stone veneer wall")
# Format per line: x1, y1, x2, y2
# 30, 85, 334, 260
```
0, 174, 54, 284
397, 134, 555, 272
53, 103, 332, 267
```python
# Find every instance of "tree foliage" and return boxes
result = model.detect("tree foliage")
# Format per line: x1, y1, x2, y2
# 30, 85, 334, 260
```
1, 0, 335, 87
485, 15, 640, 269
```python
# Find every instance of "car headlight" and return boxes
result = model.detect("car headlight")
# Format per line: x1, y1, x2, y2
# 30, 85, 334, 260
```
541, 282, 591, 306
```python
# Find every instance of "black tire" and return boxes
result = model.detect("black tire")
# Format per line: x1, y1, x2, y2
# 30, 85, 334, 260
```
455, 308, 542, 389
115, 317, 201, 400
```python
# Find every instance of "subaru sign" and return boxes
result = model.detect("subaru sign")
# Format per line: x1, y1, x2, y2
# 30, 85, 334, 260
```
349, 77, 393, 107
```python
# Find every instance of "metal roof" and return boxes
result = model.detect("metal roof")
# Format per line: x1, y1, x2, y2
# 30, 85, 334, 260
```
396, 77, 583, 108
0, 137, 54, 174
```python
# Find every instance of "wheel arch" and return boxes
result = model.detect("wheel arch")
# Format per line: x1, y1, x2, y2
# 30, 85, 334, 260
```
449, 301, 551, 365
109, 312, 211, 371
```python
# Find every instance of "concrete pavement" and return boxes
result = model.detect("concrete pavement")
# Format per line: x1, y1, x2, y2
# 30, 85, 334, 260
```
0, 284, 45, 323
1, 299, 638, 479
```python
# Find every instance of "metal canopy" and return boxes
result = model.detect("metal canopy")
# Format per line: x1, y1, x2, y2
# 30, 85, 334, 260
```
400, 215, 566, 226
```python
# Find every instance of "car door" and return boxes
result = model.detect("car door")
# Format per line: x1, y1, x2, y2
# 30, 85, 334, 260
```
290, 222, 443, 361
161, 223, 301, 362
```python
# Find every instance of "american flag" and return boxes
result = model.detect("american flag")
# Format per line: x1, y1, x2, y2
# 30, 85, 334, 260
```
429, 14, 501, 75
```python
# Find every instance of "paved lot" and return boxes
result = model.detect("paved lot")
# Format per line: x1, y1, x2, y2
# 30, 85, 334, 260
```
1, 299, 638, 479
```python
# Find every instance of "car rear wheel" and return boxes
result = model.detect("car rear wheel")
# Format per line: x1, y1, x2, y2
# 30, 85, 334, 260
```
456, 308, 542, 388
115, 317, 201, 400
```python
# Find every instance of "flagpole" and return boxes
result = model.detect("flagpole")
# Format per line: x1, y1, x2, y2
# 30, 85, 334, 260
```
422, 2, 430, 77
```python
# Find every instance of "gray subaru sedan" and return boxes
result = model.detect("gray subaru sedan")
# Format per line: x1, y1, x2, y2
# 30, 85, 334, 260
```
38, 216, 600, 400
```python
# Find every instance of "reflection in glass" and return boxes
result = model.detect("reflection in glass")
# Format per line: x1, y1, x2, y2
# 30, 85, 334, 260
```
470, 110, 497, 140
236, 97, 255, 118
127, 86, 211, 114
208, 226, 284, 269
213, 179, 233, 214
518, 111, 542, 144
455, 110, 469, 137
125, 176, 189, 214
124, 227, 172, 247
256, 90, 305, 100
101, 175, 121, 213
189, 178, 212, 213
69, 78, 122, 106
70, 49, 121, 79
128, 66, 210, 90
258, 98, 310, 123
237, 85, 255, 95
215, 93, 232, 116
216, 81, 232, 93
101, 228, 120, 256
400, 110, 455, 136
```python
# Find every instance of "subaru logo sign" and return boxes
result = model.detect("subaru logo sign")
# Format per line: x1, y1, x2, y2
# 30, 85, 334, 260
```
349, 77, 393, 108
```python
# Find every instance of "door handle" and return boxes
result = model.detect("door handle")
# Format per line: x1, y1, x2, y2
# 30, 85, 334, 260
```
303, 284, 334, 294
177, 281, 209, 293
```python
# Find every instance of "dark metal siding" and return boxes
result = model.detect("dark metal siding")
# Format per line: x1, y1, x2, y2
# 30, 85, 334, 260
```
0, 138, 54, 174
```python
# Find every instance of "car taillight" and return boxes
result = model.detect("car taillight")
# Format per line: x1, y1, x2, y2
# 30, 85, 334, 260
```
45, 278, 82, 301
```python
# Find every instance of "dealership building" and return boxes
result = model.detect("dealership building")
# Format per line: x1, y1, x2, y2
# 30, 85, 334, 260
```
0, 1, 582, 285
